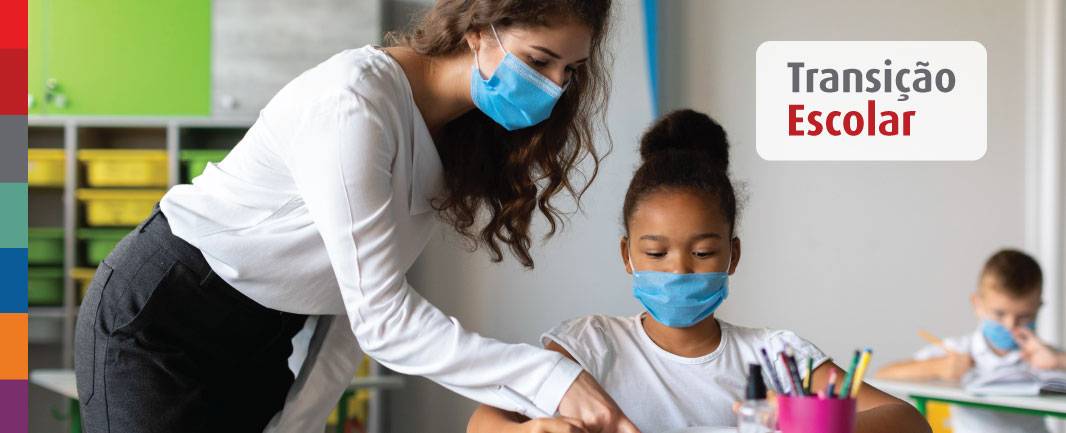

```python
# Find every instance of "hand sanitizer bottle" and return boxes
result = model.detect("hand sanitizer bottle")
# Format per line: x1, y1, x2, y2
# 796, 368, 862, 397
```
738, 364, 777, 433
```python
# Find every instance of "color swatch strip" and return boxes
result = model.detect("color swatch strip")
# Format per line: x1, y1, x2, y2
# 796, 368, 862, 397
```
2, 0, 30, 427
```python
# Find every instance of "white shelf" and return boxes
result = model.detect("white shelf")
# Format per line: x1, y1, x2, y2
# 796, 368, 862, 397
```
28, 115, 256, 129
28, 307, 66, 318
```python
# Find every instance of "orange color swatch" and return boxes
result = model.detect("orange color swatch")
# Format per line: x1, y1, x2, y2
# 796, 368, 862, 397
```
0, 314, 27, 380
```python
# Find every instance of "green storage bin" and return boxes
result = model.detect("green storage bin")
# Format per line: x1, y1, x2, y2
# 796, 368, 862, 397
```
180, 149, 230, 182
28, 267, 64, 306
28, 228, 64, 265
78, 228, 130, 265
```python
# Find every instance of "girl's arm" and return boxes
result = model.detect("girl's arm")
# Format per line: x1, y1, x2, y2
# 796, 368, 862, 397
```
467, 405, 588, 433
467, 342, 594, 433
810, 363, 932, 433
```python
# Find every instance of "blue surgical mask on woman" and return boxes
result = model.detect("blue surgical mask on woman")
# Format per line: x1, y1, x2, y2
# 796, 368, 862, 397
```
628, 238, 732, 328
981, 318, 1035, 352
470, 24, 567, 131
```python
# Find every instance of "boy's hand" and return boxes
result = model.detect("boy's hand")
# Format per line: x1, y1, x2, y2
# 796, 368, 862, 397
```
1015, 327, 1066, 370
519, 417, 589, 433
936, 352, 973, 381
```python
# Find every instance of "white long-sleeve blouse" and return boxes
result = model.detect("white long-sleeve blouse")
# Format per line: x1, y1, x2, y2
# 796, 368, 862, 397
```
160, 45, 582, 427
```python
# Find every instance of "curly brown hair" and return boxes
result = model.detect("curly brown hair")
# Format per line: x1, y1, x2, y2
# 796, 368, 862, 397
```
387, 0, 613, 268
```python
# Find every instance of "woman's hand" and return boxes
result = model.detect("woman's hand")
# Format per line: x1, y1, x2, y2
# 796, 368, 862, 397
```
557, 371, 642, 433
518, 417, 589, 433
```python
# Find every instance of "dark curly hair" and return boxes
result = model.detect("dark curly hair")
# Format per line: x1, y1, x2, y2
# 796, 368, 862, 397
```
622, 109, 739, 236
387, 0, 613, 268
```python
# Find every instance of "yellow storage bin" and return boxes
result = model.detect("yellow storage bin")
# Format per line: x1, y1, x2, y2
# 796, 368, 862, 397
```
926, 401, 953, 433
72, 267, 98, 302
78, 149, 168, 187
77, 189, 166, 226
28, 149, 65, 187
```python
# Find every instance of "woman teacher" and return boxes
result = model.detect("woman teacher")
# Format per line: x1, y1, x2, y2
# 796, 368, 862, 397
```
74, 1, 639, 432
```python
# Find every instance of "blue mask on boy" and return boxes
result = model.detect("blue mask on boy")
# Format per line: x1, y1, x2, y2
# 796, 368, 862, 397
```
628, 239, 731, 328
981, 318, 1035, 352
470, 24, 566, 131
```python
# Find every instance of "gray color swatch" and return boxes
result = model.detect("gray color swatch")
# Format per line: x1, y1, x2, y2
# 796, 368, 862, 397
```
0, 115, 27, 182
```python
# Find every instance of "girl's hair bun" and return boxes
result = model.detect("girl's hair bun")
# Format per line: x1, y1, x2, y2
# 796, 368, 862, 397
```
638, 109, 729, 170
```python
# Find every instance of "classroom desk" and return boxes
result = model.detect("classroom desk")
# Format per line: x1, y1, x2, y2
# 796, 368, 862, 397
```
30, 368, 407, 433
868, 378, 1066, 419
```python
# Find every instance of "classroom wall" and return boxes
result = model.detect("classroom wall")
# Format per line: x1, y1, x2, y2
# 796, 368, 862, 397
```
657, 0, 1028, 372
391, 1, 655, 431
390, 0, 1040, 431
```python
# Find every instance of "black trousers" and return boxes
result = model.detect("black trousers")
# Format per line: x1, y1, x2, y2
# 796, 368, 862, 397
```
74, 205, 308, 433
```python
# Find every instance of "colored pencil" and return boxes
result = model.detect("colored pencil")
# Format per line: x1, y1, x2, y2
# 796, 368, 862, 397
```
805, 358, 814, 394
760, 348, 786, 395
826, 370, 838, 398
849, 349, 873, 398
838, 350, 861, 399
783, 351, 806, 396
919, 330, 956, 355
779, 352, 800, 396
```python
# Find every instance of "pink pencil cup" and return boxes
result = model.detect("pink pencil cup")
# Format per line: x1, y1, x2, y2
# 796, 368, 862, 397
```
777, 395, 857, 433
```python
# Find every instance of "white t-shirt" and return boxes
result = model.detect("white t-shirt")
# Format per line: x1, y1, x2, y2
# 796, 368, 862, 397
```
913, 326, 1049, 433
542, 313, 831, 433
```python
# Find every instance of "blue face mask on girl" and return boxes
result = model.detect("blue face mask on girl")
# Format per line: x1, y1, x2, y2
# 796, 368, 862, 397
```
981, 318, 1035, 352
628, 238, 732, 328
470, 24, 567, 131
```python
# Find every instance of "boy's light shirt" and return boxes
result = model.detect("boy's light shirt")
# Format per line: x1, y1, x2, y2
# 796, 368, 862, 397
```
913, 325, 1049, 433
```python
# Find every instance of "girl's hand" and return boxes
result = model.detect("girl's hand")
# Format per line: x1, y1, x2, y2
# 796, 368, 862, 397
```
557, 371, 642, 433
936, 352, 974, 381
519, 416, 589, 433
1015, 327, 1066, 370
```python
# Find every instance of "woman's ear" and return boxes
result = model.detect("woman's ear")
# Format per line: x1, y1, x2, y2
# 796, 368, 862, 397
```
728, 237, 741, 275
464, 29, 482, 52
620, 236, 632, 275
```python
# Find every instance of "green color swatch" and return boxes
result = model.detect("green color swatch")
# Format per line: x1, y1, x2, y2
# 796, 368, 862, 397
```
0, 183, 27, 248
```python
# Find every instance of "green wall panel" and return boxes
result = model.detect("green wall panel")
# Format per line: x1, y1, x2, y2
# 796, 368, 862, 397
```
42, 0, 210, 115
27, 0, 42, 115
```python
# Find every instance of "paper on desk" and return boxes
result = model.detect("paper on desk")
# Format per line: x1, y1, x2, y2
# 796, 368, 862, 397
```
963, 368, 1066, 396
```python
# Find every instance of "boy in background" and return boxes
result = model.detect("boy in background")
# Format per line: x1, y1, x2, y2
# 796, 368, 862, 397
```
877, 249, 1065, 433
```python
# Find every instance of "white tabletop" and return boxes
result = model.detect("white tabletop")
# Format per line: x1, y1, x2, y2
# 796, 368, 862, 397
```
868, 378, 1066, 415
29, 369, 78, 400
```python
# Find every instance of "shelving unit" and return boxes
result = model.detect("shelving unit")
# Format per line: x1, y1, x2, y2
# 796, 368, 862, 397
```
28, 115, 396, 432
28, 115, 255, 361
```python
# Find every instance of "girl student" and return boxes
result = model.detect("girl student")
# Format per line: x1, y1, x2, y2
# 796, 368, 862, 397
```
467, 110, 932, 433
74, 1, 642, 432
